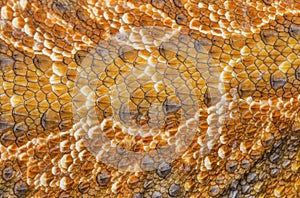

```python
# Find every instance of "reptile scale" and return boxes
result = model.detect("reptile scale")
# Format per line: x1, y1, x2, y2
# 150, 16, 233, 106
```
0, 0, 299, 197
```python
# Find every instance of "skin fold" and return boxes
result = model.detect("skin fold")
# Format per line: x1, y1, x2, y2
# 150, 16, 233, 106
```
0, 0, 299, 197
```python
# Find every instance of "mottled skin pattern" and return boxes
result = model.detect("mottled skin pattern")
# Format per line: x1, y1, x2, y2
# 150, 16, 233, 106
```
0, 0, 300, 197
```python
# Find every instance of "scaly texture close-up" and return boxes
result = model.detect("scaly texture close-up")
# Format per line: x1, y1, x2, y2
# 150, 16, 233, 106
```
0, 0, 300, 197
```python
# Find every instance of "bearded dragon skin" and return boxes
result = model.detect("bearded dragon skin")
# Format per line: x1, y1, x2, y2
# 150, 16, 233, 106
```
0, 0, 299, 197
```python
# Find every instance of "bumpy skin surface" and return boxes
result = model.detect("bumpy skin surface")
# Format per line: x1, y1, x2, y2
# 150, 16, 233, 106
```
0, 0, 300, 197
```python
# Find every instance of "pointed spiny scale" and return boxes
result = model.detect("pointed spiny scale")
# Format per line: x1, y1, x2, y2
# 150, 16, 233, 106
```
59, 154, 73, 170
60, 176, 74, 191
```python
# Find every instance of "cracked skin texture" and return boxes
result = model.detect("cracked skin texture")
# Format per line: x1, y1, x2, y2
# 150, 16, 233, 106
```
0, 0, 300, 197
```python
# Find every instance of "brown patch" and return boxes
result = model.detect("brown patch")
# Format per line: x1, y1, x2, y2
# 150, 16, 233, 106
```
260, 29, 278, 45
270, 71, 286, 89
0, 55, 14, 70
14, 180, 29, 197
33, 54, 52, 72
